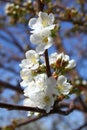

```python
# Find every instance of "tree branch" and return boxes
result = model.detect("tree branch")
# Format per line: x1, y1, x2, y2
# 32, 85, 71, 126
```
57, 16, 86, 26
0, 102, 46, 113
44, 49, 51, 77
78, 96, 87, 110
1, 114, 48, 129
74, 122, 87, 130
16, 114, 47, 128
0, 81, 23, 94
0, 101, 86, 115
0, 63, 19, 75
1, 28, 24, 52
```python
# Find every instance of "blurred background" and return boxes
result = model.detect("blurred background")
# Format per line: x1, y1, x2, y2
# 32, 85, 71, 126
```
0, 0, 87, 129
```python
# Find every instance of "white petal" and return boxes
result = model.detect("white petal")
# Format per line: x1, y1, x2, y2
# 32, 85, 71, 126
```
24, 98, 36, 107
30, 34, 42, 45
46, 77, 56, 89
29, 91, 53, 112
40, 56, 45, 63
66, 59, 76, 69
57, 53, 68, 60
34, 73, 47, 82
20, 59, 33, 68
20, 68, 32, 81
24, 82, 41, 97
49, 52, 57, 64
31, 63, 39, 70
47, 24, 55, 30
46, 77, 57, 95
28, 18, 37, 29
25, 50, 39, 64
57, 75, 67, 85
45, 97, 54, 113
57, 52, 64, 60
62, 83, 72, 95
82, 80, 87, 85
44, 37, 53, 49
49, 13, 55, 25
39, 12, 48, 20
64, 54, 70, 61
25, 50, 36, 58
20, 80, 29, 87
36, 44, 45, 54
39, 12, 48, 26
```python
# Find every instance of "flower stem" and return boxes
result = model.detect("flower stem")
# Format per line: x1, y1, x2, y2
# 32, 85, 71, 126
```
37, 0, 44, 11
44, 49, 51, 77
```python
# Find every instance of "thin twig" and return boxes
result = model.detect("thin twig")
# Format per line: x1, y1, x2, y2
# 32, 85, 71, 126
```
0, 80, 23, 94
57, 16, 86, 26
78, 96, 87, 111
37, 0, 44, 11
44, 49, 51, 77
74, 122, 87, 130
0, 102, 86, 115
0, 0, 26, 8
0, 102, 46, 113
1, 28, 24, 52
0, 63, 19, 75
16, 114, 47, 127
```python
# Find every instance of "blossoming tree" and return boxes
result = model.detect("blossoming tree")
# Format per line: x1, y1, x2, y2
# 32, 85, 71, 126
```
0, 0, 87, 130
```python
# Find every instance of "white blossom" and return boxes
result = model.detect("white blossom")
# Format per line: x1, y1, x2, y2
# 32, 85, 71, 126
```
30, 29, 53, 54
56, 75, 72, 95
24, 73, 57, 113
20, 68, 33, 87
24, 90, 55, 113
49, 52, 58, 64
49, 52, 69, 65
24, 98, 36, 108
20, 68, 32, 81
65, 59, 76, 69
75, 79, 80, 85
24, 80, 43, 97
82, 80, 87, 85
20, 50, 39, 70
23, 0, 32, 6
19, 10, 76, 115
46, 76, 57, 96
24, 98, 40, 116
49, 52, 76, 69
29, 12, 55, 33
24, 74, 47, 97
5, 3, 14, 14
28, 12, 56, 54
29, 91, 54, 113
57, 53, 69, 62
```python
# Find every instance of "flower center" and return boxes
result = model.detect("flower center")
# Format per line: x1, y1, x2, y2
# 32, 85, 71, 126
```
31, 56, 36, 64
57, 84, 64, 92
43, 37, 48, 43
42, 20, 48, 27
44, 96, 50, 103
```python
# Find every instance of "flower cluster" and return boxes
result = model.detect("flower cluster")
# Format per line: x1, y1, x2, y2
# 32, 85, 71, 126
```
20, 12, 76, 114
29, 11, 57, 54
5, 1, 32, 15
5, 1, 32, 23
20, 51, 75, 113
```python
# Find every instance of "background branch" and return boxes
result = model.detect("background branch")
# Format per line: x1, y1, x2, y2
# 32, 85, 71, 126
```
74, 122, 87, 130
0, 80, 23, 94
0, 102, 86, 115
